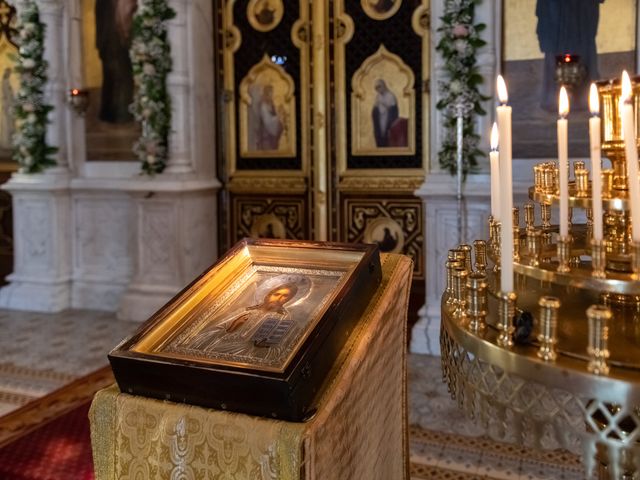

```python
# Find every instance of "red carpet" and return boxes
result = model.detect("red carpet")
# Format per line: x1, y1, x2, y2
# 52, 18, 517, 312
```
0, 367, 113, 480
0, 402, 94, 480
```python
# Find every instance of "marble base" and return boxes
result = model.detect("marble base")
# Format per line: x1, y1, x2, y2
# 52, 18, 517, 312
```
0, 172, 72, 313
0, 276, 71, 312
70, 185, 135, 312
118, 284, 181, 323
410, 304, 441, 355
117, 180, 220, 322
72, 280, 129, 312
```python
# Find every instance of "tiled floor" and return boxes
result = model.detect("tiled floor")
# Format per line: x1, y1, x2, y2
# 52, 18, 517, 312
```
0, 309, 137, 416
408, 355, 586, 479
0, 309, 587, 479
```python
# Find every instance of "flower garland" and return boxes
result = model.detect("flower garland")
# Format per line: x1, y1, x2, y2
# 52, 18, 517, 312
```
435, 0, 488, 176
130, 0, 175, 175
13, 0, 56, 174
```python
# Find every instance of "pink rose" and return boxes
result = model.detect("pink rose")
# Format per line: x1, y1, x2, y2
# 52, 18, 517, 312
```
452, 24, 469, 38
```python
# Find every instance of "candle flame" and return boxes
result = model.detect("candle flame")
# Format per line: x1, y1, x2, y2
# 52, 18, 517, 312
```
622, 70, 632, 102
490, 122, 499, 150
559, 86, 569, 117
589, 83, 599, 115
497, 75, 508, 104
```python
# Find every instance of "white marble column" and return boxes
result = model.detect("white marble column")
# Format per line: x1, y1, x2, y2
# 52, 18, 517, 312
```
164, 0, 193, 175
39, 0, 69, 172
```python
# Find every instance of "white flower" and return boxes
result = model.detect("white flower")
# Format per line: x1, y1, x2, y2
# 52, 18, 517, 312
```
143, 63, 156, 76
23, 102, 34, 112
449, 80, 463, 94
146, 154, 156, 164
24, 155, 33, 166
454, 39, 468, 55
27, 113, 37, 123
22, 58, 36, 69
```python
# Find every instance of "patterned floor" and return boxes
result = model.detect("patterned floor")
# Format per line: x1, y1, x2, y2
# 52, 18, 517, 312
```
0, 309, 135, 416
0, 309, 586, 478
408, 354, 585, 479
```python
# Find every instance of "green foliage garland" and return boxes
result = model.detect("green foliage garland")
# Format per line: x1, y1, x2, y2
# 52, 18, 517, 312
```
13, 0, 56, 173
435, 0, 488, 176
130, 0, 176, 175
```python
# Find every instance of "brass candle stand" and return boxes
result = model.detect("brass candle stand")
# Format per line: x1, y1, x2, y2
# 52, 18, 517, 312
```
440, 80, 640, 480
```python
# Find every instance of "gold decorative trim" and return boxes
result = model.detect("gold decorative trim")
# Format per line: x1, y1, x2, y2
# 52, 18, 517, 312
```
334, 1, 354, 178
239, 54, 297, 158
361, 0, 402, 21
247, 0, 284, 32
412, 1, 430, 174
338, 175, 424, 192
222, 1, 241, 176
311, 0, 328, 240
351, 44, 415, 157
229, 176, 307, 194
411, 3, 429, 36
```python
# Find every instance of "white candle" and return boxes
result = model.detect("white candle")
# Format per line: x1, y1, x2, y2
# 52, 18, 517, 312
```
496, 75, 513, 293
558, 86, 569, 237
621, 70, 640, 242
490, 122, 500, 219
589, 83, 604, 242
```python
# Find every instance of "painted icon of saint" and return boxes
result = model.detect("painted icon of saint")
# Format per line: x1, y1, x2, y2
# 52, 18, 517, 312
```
255, 0, 275, 26
184, 274, 311, 359
0, 68, 14, 150
371, 0, 395, 14
248, 83, 286, 151
372, 79, 408, 148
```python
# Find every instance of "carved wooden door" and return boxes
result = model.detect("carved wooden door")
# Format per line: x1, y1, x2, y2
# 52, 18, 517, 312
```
215, 0, 429, 285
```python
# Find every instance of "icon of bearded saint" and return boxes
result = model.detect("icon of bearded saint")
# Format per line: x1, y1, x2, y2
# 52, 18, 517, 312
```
183, 274, 312, 361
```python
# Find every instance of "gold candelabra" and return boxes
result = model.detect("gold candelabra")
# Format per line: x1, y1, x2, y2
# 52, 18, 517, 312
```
440, 80, 640, 480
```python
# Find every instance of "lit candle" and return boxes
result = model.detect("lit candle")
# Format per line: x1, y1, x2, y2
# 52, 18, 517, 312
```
490, 122, 500, 220
621, 71, 640, 242
589, 83, 603, 242
496, 75, 513, 293
558, 86, 569, 237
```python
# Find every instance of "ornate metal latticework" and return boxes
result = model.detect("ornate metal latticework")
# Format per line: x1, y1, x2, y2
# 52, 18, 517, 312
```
440, 79, 640, 479
441, 318, 640, 478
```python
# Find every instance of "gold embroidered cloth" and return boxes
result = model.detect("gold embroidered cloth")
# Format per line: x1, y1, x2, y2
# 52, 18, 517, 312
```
90, 254, 412, 480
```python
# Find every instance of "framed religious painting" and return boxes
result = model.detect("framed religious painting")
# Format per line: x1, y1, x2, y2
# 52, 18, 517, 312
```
239, 55, 297, 158
503, 0, 638, 159
109, 238, 381, 421
350, 45, 416, 156
361, 0, 402, 21
0, 0, 18, 164
81, 0, 141, 161
246, 0, 284, 32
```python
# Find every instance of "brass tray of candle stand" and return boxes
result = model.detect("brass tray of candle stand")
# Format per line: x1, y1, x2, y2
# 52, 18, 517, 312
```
109, 238, 382, 421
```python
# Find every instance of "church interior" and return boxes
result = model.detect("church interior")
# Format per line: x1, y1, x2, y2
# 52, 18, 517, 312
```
0, 0, 638, 479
